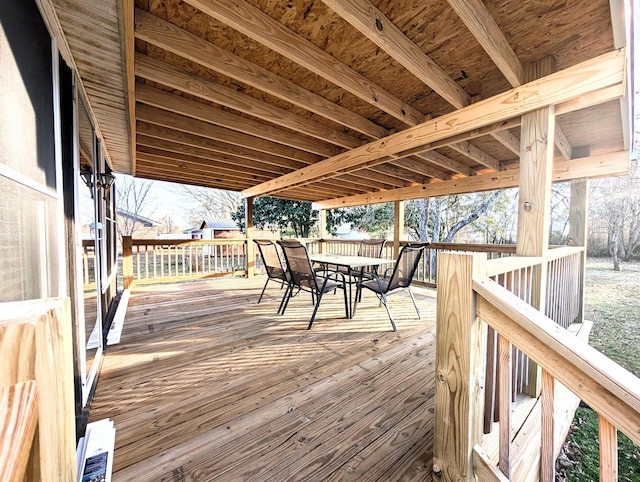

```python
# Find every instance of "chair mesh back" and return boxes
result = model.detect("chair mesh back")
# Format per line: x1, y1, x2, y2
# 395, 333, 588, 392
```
254, 240, 286, 281
279, 240, 317, 290
387, 245, 424, 291
358, 239, 386, 258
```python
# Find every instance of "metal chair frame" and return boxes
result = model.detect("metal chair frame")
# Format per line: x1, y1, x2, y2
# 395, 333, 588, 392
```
253, 240, 290, 308
278, 239, 349, 329
355, 243, 427, 331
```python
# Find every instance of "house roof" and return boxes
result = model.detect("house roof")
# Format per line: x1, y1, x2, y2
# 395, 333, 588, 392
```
200, 219, 240, 230
48, 0, 633, 207
116, 208, 160, 227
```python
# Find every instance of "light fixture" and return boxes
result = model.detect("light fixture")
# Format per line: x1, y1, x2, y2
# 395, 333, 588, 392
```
80, 165, 94, 189
97, 172, 115, 200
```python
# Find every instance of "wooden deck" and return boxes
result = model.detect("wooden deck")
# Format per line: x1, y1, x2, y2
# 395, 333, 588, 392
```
89, 276, 438, 481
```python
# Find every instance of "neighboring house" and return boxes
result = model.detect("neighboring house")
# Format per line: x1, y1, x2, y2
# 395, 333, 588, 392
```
116, 208, 161, 239
186, 218, 242, 240
333, 223, 370, 240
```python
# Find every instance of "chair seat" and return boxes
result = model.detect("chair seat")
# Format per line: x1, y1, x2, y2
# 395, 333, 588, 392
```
361, 278, 389, 293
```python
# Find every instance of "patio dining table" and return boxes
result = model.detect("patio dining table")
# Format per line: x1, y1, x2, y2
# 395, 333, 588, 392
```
309, 253, 394, 319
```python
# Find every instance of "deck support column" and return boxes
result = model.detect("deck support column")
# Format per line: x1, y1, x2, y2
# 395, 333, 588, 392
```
434, 252, 487, 482
245, 197, 255, 278
517, 57, 556, 397
319, 209, 328, 253
568, 179, 590, 323
393, 200, 405, 257
122, 235, 133, 289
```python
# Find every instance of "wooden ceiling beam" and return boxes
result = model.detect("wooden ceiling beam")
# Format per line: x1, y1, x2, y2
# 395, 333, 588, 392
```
489, 129, 521, 156
136, 83, 340, 157
449, 142, 502, 171
134, 8, 508, 180
135, 53, 363, 150
314, 151, 630, 209
446, 0, 523, 87
135, 168, 252, 192
136, 122, 308, 170
241, 49, 625, 198
447, 0, 573, 159
321, 0, 512, 169
414, 151, 475, 177
391, 157, 452, 180
322, 0, 471, 108
136, 104, 322, 166
134, 8, 387, 139
137, 151, 274, 183
137, 149, 366, 197
183, 0, 425, 125
136, 135, 296, 176
137, 114, 398, 190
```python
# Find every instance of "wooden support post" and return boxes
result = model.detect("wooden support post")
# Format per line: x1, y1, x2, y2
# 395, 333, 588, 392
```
568, 179, 590, 323
517, 57, 556, 396
393, 200, 405, 258
245, 197, 255, 278
122, 235, 134, 288
319, 209, 328, 253
434, 252, 486, 482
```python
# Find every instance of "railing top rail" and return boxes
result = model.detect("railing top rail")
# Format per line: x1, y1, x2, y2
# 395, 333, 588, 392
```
473, 275, 640, 446
428, 242, 517, 253
130, 238, 247, 246
545, 245, 585, 261
485, 256, 542, 277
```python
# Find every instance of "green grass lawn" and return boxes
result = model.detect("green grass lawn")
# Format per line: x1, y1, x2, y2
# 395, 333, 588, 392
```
560, 258, 640, 481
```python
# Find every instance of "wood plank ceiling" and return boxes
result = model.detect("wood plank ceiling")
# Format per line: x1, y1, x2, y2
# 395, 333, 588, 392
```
59, 0, 631, 204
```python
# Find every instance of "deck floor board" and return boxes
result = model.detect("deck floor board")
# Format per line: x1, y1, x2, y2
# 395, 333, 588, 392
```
90, 276, 437, 481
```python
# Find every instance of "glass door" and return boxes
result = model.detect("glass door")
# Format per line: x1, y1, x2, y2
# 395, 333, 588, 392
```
76, 96, 103, 405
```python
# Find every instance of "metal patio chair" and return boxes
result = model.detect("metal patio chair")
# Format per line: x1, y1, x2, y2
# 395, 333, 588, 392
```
355, 243, 427, 331
278, 239, 348, 329
254, 240, 290, 310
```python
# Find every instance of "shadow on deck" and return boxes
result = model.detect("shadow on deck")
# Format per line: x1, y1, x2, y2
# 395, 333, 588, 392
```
90, 276, 438, 481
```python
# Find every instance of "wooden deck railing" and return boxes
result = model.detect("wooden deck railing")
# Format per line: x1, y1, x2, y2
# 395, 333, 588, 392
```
121, 237, 249, 288
82, 239, 97, 289
434, 251, 640, 482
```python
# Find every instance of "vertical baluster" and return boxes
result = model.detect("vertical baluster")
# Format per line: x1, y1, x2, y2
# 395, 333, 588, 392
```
484, 326, 497, 433
599, 416, 618, 482
540, 369, 555, 482
498, 334, 512, 478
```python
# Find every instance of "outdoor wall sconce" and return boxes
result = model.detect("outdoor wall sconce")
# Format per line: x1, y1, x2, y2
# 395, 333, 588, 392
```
79, 166, 115, 200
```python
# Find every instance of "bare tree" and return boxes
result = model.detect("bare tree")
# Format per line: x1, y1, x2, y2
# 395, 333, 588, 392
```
590, 161, 640, 270
116, 175, 156, 238
181, 185, 241, 226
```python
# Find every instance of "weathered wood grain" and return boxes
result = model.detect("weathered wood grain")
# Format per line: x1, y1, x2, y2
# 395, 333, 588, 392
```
88, 277, 438, 481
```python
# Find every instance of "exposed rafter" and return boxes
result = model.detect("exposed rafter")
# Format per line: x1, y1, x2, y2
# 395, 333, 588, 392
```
134, 53, 363, 150
241, 49, 624, 198
314, 151, 630, 209
134, 8, 388, 139
447, 0, 574, 159
322, 0, 471, 108
182, 0, 425, 125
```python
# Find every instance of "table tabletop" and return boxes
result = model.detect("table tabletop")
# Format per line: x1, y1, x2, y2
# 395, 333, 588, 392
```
309, 254, 394, 269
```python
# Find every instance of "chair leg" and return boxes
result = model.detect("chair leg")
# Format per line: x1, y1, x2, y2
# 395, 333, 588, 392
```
278, 283, 293, 315
408, 288, 421, 319
342, 285, 349, 319
307, 290, 324, 329
380, 293, 397, 332
258, 277, 270, 303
